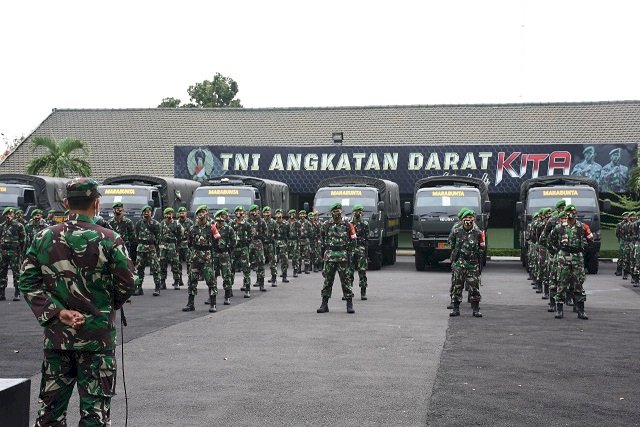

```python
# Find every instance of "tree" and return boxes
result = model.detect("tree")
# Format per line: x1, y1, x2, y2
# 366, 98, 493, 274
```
157, 72, 243, 108
26, 136, 92, 178
628, 150, 640, 195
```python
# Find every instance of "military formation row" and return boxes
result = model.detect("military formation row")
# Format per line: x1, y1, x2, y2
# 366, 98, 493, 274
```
525, 200, 594, 319
614, 211, 640, 286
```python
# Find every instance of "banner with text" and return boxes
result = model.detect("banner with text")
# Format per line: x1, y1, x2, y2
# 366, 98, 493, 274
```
175, 144, 636, 194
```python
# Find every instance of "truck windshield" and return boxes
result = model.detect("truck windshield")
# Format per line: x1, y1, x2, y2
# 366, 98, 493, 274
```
527, 188, 597, 211
415, 188, 481, 215
314, 188, 378, 215
0, 194, 20, 207
98, 186, 151, 210
192, 187, 254, 212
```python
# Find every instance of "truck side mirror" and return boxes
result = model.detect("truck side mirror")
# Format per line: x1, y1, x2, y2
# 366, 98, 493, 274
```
601, 199, 611, 213
149, 200, 157, 208
403, 201, 412, 215
377, 201, 385, 211
516, 201, 524, 214
484, 200, 491, 212
303, 202, 310, 212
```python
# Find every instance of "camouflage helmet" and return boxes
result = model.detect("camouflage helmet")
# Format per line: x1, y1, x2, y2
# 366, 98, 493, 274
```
66, 177, 101, 199
163, 207, 174, 215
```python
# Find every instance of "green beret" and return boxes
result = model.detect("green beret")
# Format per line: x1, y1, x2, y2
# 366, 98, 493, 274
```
558, 210, 567, 218
66, 177, 101, 199
330, 203, 342, 211
541, 207, 552, 215
564, 204, 577, 212
352, 204, 364, 212
196, 205, 208, 214
234, 205, 244, 212
15, 209, 23, 215
458, 208, 475, 219
533, 211, 540, 218
299, 210, 307, 215
288, 209, 297, 214
112, 202, 124, 209
141, 205, 152, 212
177, 207, 187, 213
2, 207, 13, 216
555, 199, 567, 208
275, 209, 283, 214
262, 206, 271, 213
222, 208, 229, 213
249, 204, 259, 212
32, 209, 43, 216
622, 211, 629, 216
551, 211, 559, 218
48, 210, 55, 214
630, 211, 638, 216
163, 207, 174, 215
214, 209, 225, 218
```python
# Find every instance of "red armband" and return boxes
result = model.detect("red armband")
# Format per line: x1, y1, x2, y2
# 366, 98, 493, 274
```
349, 223, 357, 240
211, 223, 221, 240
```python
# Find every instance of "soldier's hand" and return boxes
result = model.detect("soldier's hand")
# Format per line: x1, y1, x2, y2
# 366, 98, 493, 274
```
58, 309, 85, 329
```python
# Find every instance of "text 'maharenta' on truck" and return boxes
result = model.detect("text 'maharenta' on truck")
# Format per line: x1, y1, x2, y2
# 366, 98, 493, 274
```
404, 175, 491, 271
98, 175, 201, 223
190, 175, 290, 216
0, 174, 68, 222
311, 176, 401, 270
516, 175, 610, 275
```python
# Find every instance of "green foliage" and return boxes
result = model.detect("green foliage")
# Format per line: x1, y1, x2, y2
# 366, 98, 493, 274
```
628, 149, 640, 195
158, 72, 242, 109
26, 136, 91, 178
487, 248, 520, 256
600, 192, 640, 229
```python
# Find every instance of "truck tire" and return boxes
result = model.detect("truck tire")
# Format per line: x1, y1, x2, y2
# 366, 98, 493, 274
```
414, 252, 426, 271
586, 253, 599, 274
382, 242, 397, 266
369, 250, 383, 271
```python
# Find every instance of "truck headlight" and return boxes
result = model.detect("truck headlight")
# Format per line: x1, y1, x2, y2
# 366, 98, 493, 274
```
369, 229, 379, 238
412, 231, 424, 239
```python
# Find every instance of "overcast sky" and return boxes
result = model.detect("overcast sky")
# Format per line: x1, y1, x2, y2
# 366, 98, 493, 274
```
1, 0, 638, 150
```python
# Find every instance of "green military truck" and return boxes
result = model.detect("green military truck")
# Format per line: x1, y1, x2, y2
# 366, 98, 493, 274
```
405, 176, 491, 271
0, 174, 68, 221
99, 175, 201, 223
312, 176, 401, 270
190, 175, 289, 215
516, 175, 610, 274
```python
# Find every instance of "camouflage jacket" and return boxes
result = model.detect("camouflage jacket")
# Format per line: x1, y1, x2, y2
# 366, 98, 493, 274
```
248, 218, 267, 242
350, 219, 369, 248
135, 218, 161, 249
322, 218, 356, 261
25, 219, 48, 249
213, 223, 236, 253
188, 221, 216, 251
299, 220, 313, 243
274, 221, 289, 243
19, 214, 136, 351
108, 216, 135, 248
232, 220, 251, 247
549, 220, 588, 256
178, 217, 194, 248
0, 219, 26, 253
448, 225, 483, 264
288, 220, 301, 240
159, 219, 183, 248
264, 218, 277, 243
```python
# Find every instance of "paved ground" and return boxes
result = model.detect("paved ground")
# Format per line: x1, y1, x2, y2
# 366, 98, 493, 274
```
1, 258, 639, 426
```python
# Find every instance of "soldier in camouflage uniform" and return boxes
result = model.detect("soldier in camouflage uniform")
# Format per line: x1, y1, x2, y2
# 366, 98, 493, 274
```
526, 211, 539, 283
262, 206, 279, 287
448, 208, 485, 317
177, 206, 194, 286
45, 209, 57, 226
25, 209, 48, 251
622, 211, 635, 280
287, 209, 301, 277
349, 204, 370, 300
134, 205, 162, 296
182, 205, 219, 312
615, 212, 628, 277
248, 204, 268, 291
308, 212, 322, 272
108, 202, 136, 263
630, 211, 640, 287
19, 177, 135, 427
599, 147, 629, 193
231, 206, 252, 298
0, 207, 26, 301
549, 204, 593, 319
298, 210, 313, 274
211, 209, 236, 305
273, 209, 290, 283
159, 207, 184, 290
15, 208, 27, 226
317, 203, 356, 314
533, 208, 552, 295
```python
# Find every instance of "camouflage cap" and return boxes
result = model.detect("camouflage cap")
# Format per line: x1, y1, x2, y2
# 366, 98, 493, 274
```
262, 206, 271, 213
2, 207, 14, 216
66, 177, 101, 199
214, 209, 225, 218
352, 204, 364, 212
177, 207, 187, 213
163, 207, 174, 215
141, 205, 152, 212
555, 199, 567, 208
196, 205, 208, 214
564, 204, 577, 212
234, 205, 244, 212
249, 204, 259, 212
112, 202, 124, 209
330, 203, 342, 211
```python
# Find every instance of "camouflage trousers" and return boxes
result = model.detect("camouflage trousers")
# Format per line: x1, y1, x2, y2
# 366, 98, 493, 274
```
310, 243, 322, 269
35, 349, 115, 427
188, 250, 216, 296
616, 242, 623, 272
135, 245, 161, 287
263, 241, 278, 277
622, 241, 633, 272
350, 246, 368, 288
275, 241, 289, 276
450, 259, 481, 303
527, 243, 537, 275
546, 253, 559, 291
249, 240, 266, 281
633, 241, 640, 278
288, 240, 300, 271
0, 249, 21, 290
554, 252, 586, 303
232, 246, 251, 287
213, 251, 233, 290
299, 239, 310, 269
536, 246, 548, 284
178, 244, 191, 278
321, 260, 353, 299
159, 243, 181, 285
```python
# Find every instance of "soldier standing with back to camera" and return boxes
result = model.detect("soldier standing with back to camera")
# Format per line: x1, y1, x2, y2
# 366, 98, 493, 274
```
177, 206, 194, 286
20, 177, 135, 426
317, 203, 357, 314
0, 207, 26, 301
134, 205, 162, 296
350, 204, 370, 300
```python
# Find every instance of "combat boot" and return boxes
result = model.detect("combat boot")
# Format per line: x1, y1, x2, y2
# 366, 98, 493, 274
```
535, 281, 542, 294
548, 290, 557, 312
555, 303, 564, 319
153, 282, 161, 296
317, 298, 329, 313
346, 298, 355, 314
208, 295, 217, 313
253, 280, 260, 288
271, 275, 278, 287
565, 290, 574, 306
244, 287, 250, 298
282, 273, 290, 283
449, 301, 460, 317
542, 284, 549, 299
471, 301, 482, 318
173, 282, 180, 290
576, 301, 588, 320
313, 265, 318, 273
361, 287, 367, 301
293, 268, 298, 278
137, 284, 144, 296
224, 289, 231, 305
615, 265, 622, 276
0, 288, 5, 301
304, 263, 310, 274
182, 294, 195, 311
259, 278, 267, 292
161, 280, 167, 290
623, 270, 629, 280
12, 289, 20, 301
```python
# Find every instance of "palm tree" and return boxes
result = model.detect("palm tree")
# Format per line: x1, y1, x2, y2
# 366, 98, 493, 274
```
629, 149, 640, 195
26, 136, 92, 177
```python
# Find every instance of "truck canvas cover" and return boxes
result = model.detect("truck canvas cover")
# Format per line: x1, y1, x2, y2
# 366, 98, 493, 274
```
0, 174, 67, 212
317, 176, 401, 219
102, 175, 200, 207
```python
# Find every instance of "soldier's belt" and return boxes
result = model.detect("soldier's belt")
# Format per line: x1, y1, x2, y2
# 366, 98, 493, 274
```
192, 245, 212, 250
138, 240, 156, 244
560, 246, 582, 254
329, 246, 346, 250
